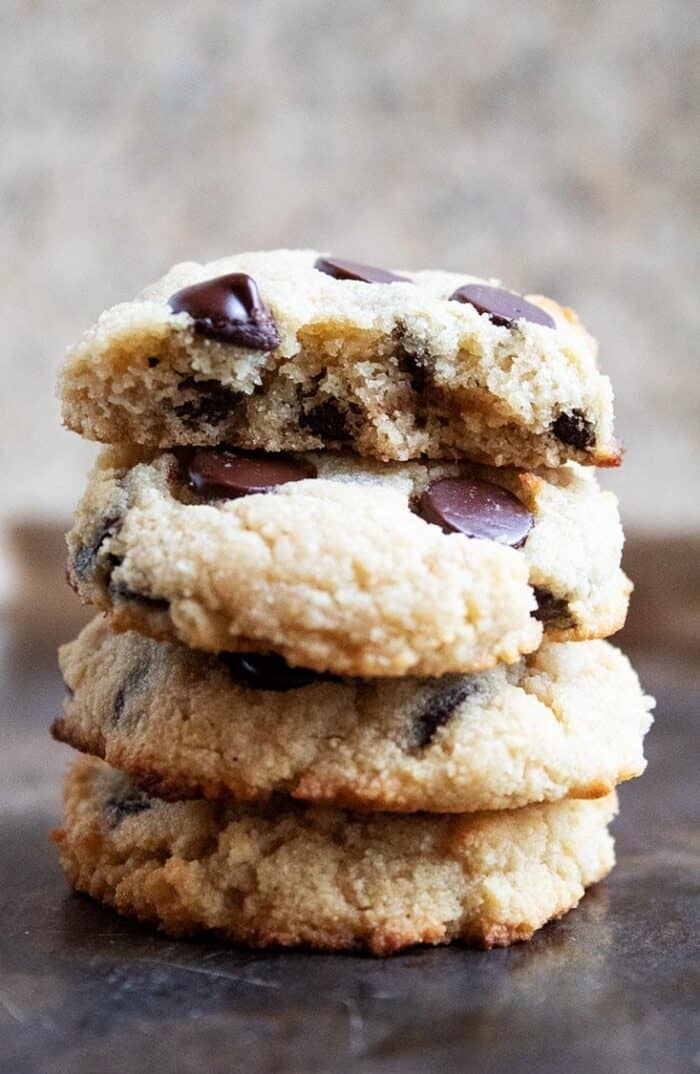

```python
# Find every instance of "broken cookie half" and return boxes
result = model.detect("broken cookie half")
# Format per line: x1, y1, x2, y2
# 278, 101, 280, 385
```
60, 249, 620, 469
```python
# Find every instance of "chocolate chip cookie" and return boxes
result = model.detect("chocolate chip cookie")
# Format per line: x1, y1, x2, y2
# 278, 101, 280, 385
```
53, 755, 617, 953
60, 249, 620, 469
66, 447, 630, 676
54, 618, 653, 813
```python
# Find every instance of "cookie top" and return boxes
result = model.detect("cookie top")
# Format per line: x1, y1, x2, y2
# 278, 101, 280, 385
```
60, 249, 619, 469
54, 756, 617, 953
55, 618, 653, 813
66, 448, 630, 676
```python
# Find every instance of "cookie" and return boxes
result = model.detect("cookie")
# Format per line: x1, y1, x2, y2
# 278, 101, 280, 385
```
59, 249, 620, 470
53, 756, 617, 953
54, 618, 653, 813
66, 448, 630, 677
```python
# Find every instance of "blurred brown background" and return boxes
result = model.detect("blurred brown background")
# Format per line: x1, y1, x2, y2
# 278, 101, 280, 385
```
1, 0, 698, 638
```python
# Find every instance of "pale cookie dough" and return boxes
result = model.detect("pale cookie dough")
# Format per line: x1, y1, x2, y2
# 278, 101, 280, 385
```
54, 618, 653, 813
53, 756, 618, 954
66, 448, 629, 675
59, 249, 620, 469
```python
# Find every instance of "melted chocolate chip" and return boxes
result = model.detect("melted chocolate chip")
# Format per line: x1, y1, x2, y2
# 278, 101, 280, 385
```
532, 588, 575, 628
449, 283, 555, 329
188, 448, 315, 499
108, 579, 170, 613
299, 399, 351, 441
220, 652, 331, 692
105, 791, 151, 826
419, 477, 533, 548
72, 516, 120, 582
551, 410, 595, 451
397, 347, 429, 395
393, 327, 431, 428
112, 657, 150, 724
413, 678, 484, 750
314, 256, 409, 285
174, 378, 243, 427
71, 545, 97, 584
112, 684, 129, 722
168, 273, 280, 350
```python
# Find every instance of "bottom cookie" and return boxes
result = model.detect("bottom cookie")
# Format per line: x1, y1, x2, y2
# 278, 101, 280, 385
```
54, 757, 616, 954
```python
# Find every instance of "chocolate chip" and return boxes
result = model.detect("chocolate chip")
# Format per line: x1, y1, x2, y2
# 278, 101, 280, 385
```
449, 283, 555, 330
109, 579, 170, 613
147, 356, 160, 368
71, 515, 121, 582
413, 678, 485, 750
551, 409, 595, 451
299, 399, 351, 442
418, 477, 533, 548
168, 273, 280, 350
532, 588, 575, 629
314, 256, 409, 285
396, 347, 429, 395
112, 685, 128, 721
187, 447, 315, 499
392, 327, 432, 428
112, 657, 149, 724
105, 791, 151, 826
174, 378, 243, 427
219, 652, 331, 692
71, 545, 97, 583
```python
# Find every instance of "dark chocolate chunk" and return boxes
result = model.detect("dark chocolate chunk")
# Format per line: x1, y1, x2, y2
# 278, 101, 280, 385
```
174, 378, 243, 427
71, 545, 97, 584
532, 587, 575, 628
449, 283, 555, 329
108, 579, 170, 613
413, 678, 485, 750
396, 347, 429, 395
418, 477, 533, 548
113, 684, 128, 721
105, 791, 151, 826
147, 356, 160, 368
551, 409, 595, 451
314, 256, 409, 285
299, 399, 351, 442
71, 516, 121, 582
393, 326, 431, 428
219, 652, 331, 692
168, 273, 280, 350
188, 448, 315, 499
112, 657, 150, 724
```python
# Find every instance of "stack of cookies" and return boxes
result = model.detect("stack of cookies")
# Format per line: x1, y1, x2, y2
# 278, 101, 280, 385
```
52, 251, 653, 953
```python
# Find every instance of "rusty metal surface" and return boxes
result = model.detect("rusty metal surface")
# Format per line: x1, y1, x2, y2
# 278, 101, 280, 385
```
1, 637, 697, 1074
